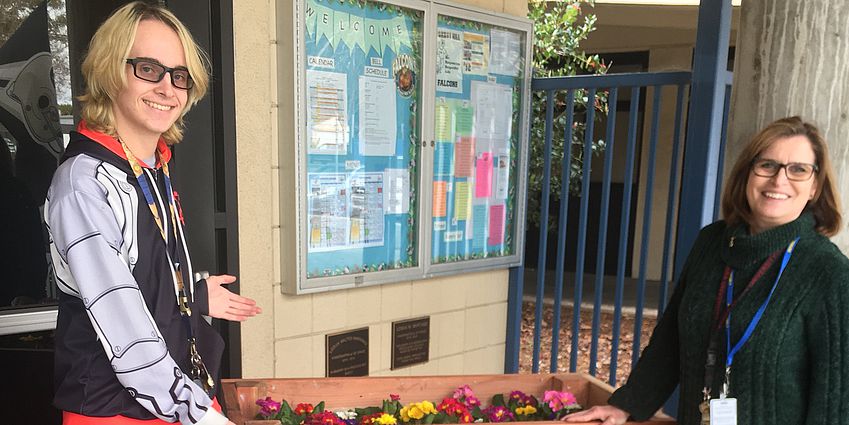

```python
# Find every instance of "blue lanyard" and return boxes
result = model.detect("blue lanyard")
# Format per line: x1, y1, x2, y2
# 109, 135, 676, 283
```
725, 237, 800, 367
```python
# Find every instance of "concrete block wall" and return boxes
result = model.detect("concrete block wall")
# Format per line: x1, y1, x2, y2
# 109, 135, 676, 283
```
234, 0, 528, 379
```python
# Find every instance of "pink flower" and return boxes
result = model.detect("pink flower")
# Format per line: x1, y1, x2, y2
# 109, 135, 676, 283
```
543, 391, 578, 411
390, 394, 401, 401
452, 385, 475, 400
452, 385, 480, 409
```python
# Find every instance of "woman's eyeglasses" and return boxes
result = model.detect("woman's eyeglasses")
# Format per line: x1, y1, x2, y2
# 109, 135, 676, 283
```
751, 158, 818, 181
126, 58, 193, 90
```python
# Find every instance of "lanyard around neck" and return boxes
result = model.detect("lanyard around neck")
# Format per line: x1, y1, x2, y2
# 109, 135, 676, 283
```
725, 236, 800, 368
118, 140, 178, 245
119, 139, 192, 316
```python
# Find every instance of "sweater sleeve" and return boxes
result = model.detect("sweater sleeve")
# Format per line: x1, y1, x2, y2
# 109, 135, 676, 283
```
607, 223, 718, 421
805, 266, 849, 425
606, 275, 684, 420
48, 186, 228, 425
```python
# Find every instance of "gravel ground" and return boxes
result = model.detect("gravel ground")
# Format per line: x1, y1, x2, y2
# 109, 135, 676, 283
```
518, 302, 657, 387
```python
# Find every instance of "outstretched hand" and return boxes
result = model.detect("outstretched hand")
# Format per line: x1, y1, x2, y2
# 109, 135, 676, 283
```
206, 275, 261, 321
561, 405, 629, 425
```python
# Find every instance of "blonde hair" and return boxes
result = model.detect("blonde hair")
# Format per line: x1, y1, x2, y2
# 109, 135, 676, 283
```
721, 116, 842, 236
78, 1, 210, 144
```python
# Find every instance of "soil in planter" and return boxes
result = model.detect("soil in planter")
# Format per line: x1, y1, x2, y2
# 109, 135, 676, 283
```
519, 302, 656, 387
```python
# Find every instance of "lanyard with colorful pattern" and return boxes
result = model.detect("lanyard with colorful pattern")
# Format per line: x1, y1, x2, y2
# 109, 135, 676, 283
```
118, 139, 215, 397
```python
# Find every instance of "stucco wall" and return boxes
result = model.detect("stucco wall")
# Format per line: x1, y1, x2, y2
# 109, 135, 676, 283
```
234, 0, 528, 379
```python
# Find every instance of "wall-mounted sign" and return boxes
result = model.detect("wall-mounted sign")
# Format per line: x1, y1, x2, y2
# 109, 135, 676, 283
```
326, 327, 369, 377
391, 316, 429, 370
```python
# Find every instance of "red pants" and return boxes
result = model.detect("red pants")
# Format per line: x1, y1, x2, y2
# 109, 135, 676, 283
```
62, 398, 222, 424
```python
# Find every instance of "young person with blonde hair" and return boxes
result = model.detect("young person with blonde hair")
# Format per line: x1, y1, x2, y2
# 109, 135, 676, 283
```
46, 3, 259, 424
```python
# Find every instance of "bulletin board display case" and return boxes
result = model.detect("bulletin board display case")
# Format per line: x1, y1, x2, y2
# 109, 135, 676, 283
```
423, 5, 531, 274
286, 0, 532, 294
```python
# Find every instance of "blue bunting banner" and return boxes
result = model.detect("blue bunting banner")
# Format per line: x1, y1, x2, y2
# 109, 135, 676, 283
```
305, 0, 413, 55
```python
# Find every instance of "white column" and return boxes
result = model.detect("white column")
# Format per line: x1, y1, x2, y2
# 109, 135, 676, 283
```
727, 0, 849, 250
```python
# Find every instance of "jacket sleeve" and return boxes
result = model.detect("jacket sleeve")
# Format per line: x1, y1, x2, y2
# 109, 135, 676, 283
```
48, 186, 228, 425
606, 274, 684, 420
606, 223, 716, 421
805, 265, 849, 425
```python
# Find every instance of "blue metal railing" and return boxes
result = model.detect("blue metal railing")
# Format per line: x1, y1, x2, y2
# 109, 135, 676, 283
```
506, 71, 699, 384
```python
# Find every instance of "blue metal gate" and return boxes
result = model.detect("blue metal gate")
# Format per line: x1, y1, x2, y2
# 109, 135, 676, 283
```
502, 5, 736, 421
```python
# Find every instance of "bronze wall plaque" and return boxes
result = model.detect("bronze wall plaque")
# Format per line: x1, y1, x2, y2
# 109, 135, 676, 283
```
326, 327, 369, 377
391, 317, 430, 370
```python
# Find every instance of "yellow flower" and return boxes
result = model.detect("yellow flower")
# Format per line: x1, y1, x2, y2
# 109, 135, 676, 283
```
420, 401, 437, 415
400, 406, 410, 422
524, 406, 537, 415
377, 414, 397, 425
408, 406, 424, 420
514, 407, 524, 416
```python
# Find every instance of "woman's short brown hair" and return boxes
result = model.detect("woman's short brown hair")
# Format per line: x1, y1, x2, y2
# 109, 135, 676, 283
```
721, 116, 842, 236
78, 1, 210, 144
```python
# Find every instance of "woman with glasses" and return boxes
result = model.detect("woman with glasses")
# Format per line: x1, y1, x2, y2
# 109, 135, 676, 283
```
566, 116, 849, 424
45, 3, 259, 424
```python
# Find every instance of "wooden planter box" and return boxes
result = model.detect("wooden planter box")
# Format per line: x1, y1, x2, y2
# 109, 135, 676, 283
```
222, 373, 674, 425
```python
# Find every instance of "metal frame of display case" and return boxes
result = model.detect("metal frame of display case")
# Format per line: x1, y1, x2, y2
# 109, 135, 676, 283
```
283, 0, 532, 294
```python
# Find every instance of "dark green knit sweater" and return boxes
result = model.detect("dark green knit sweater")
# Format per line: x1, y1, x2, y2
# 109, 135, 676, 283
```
608, 212, 849, 424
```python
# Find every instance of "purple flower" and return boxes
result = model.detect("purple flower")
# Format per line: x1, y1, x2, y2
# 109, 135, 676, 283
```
483, 405, 514, 423
256, 397, 281, 418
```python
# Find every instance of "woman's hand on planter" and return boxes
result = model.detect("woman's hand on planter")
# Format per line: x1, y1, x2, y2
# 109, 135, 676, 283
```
561, 405, 629, 424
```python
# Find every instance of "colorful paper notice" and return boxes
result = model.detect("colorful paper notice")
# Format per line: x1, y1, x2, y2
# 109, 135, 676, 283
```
475, 153, 494, 198
307, 172, 385, 252
488, 204, 506, 246
435, 100, 452, 142
454, 137, 475, 177
306, 70, 349, 154
436, 28, 463, 93
493, 155, 509, 200
433, 181, 447, 217
434, 142, 454, 176
463, 32, 489, 75
454, 104, 474, 136
472, 205, 488, 250
454, 182, 471, 221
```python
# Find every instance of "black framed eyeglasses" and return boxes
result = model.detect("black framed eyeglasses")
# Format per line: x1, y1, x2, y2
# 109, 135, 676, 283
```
751, 158, 818, 181
126, 58, 193, 90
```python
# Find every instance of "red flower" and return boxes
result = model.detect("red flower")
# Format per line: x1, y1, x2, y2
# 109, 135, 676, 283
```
295, 403, 315, 415
359, 413, 382, 425
390, 394, 401, 401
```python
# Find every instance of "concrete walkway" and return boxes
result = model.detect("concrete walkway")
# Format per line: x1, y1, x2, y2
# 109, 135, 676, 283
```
521, 268, 673, 318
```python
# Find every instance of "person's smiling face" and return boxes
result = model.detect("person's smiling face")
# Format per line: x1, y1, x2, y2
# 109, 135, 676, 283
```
113, 19, 188, 143
745, 134, 818, 234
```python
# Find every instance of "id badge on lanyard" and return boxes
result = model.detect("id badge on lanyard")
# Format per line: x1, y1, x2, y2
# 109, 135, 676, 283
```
709, 398, 737, 425
700, 236, 799, 425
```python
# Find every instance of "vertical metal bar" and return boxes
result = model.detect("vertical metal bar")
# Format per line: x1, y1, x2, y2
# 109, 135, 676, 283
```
589, 88, 618, 376
714, 83, 733, 220
550, 90, 576, 372
505, 266, 525, 373
532, 90, 556, 373
657, 85, 686, 315
569, 88, 596, 372
632, 86, 663, 368
675, 0, 733, 276
609, 87, 640, 385
667, 2, 733, 417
